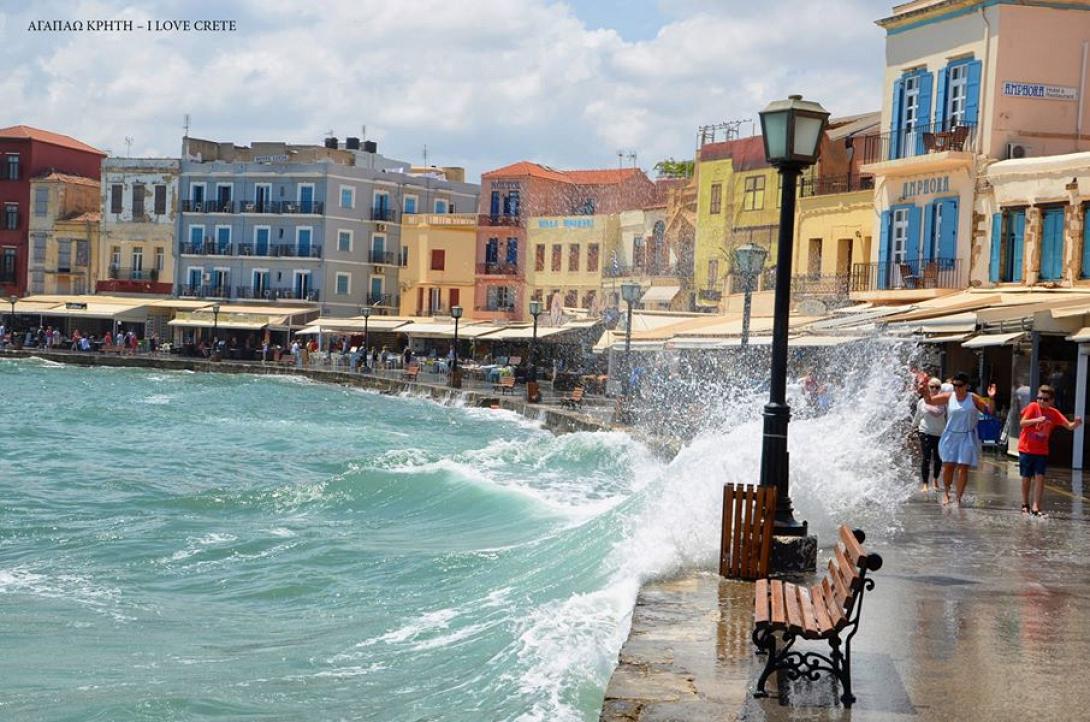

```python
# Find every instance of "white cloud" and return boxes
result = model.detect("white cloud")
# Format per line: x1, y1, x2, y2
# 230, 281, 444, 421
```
1, 0, 885, 177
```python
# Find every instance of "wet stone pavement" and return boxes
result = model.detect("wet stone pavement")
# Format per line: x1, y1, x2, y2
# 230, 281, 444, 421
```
602, 457, 1090, 721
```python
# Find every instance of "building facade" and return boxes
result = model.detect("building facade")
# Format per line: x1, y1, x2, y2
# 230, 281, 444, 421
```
98, 158, 178, 295
525, 212, 617, 313
0, 125, 104, 296
176, 136, 478, 317
399, 212, 478, 317
26, 173, 100, 295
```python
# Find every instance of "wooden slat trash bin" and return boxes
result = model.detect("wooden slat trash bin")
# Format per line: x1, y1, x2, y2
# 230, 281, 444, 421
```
719, 484, 778, 580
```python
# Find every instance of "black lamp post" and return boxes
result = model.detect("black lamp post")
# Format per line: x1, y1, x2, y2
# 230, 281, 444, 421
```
620, 282, 643, 422
361, 305, 372, 371
8, 295, 16, 343
211, 303, 221, 341
758, 94, 830, 536
734, 243, 769, 347
450, 305, 463, 388
527, 299, 543, 402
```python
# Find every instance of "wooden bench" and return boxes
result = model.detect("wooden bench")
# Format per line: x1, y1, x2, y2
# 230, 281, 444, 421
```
404, 364, 420, 381
720, 484, 777, 581
560, 387, 584, 408
752, 525, 883, 708
494, 375, 516, 394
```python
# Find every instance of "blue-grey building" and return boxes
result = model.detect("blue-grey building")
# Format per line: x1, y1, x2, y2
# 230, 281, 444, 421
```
175, 136, 479, 316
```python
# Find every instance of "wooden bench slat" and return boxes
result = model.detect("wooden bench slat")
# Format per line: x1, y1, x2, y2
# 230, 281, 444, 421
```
730, 486, 745, 578
821, 576, 846, 629
810, 583, 834, 635
770, 580, 786, 625
756, 487, 776, 579
754, 578, 770, 626
784, 582, 804, 633
839, 525, 867, 568
741, 486, 756, 579
796, 585, 819, 637
720, 485, 734, 577
835, 545, 860, 587
827, 559, 852, 612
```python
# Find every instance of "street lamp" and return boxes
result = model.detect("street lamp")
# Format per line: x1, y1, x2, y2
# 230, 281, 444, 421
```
758, 94, 829, 537
450, 305, 463, 388
527, 299, 543, 402
619, 282, 643, 423
734, 243, 769, 347
211, 303, 221, 340
7, 295, 16, 344
361, 305, 372, 371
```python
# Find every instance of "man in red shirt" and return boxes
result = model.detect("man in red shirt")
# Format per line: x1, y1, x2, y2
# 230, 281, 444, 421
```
1018, 384, 1081, 516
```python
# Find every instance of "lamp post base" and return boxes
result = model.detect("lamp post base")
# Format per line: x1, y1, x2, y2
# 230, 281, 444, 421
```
449, 369, 462, 388
770, 534, 817, 574
526, 381, 540, 403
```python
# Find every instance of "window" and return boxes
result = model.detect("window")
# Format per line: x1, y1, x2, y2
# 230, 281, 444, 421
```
708, 259, 719, 286
947, 63, 968, 125
32, 234, 46, 263
449, 288, 460, 308
111, 184, 123, 214
506, 191, 520, 216
337, 230, 352, 252
190, 183, 205, 205
3, 203, 17, 230
76, 240, 88, 267
132, 246, 144, 277
110, 245, 121, 268
30, 270, 44, 293
891, 208, 909, 264
340, 186, 355, 209
188, 225, 205, 251
335, 272, 350, 295
485, 237, 499, 264
404, 195, 417, 214
588, 243, 600, 272
743, 176, 766, 210
34, 188, 48, 217
990, 208, 1026, 283
1039, 207, 1065, 281
154, 185, 167, 215
57, 240, 71, 272
709, 183, 722, 214
583, 290, 596, 309
535, 244, 545, 271
434, 198, 449, 213
5, 154, 19, 180
569, 244, 580, 272
431, 249, 446, 271
564, 289, 578, 307
0, 248, 15, 283
132, 183, 145, 217
935, 58, 980, 132
505, 237, 518, 266
155, 246, 164, 271
551, 244, 562, 271
633, 236, 645, 270
400, 246, 409, 267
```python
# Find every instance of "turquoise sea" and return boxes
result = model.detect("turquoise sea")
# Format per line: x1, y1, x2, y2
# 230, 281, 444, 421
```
0, 352, 910, 721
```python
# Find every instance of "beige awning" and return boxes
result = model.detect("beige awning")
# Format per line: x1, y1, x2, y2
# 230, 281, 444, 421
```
961, 332, 1025, 349
920, 333, 973, 343
1066, 327, 1090, 342
168, 318, 269, 331
479, 325, 570, 341
296, 318, 411, 334
791, 335, 864, 347
640, 286, 681, 304
45, 302, 149, 321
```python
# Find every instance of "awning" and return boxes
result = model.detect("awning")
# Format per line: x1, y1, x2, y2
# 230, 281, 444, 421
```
920, 333, 972, 343
168, 318, 269, 331
480, 325, 571, 341
640, 286, 680, 304
791, 335, 864, 347
43, 302, 149, 321
1067, 327, 1090, 342
296, 318, 411, 334
961, 332, 1025, 349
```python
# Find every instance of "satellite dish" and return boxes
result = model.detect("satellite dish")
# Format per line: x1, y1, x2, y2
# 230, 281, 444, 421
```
798, 299, 828, 316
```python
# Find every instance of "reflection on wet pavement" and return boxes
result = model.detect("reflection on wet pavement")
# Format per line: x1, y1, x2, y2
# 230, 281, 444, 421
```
738, 458, 1090, 721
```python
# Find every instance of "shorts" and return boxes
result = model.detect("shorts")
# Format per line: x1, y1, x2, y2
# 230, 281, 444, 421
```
1018, 452, 1048, 478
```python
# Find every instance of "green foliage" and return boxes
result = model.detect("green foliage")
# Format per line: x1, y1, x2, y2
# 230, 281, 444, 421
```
653, 158, 694, 179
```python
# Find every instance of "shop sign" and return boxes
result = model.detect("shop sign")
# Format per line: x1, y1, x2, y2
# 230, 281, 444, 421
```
1003, 82, 1078, 101
537, 218, 593, 229
252, 154, 289, 163
491, 181, 521, 190
901, 175, 950, 200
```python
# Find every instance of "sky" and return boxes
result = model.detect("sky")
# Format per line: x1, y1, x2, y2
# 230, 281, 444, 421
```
1, 1, 886, 180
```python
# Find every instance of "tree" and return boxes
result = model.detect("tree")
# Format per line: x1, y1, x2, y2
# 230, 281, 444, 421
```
653, 158, 694, 179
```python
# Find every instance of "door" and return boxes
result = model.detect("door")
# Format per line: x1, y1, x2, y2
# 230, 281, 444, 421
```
191, 184, 205, 204
299, 185, 314, 213
429, 287, 441, 314
212, 269, 229, 296
808, 239, 822, 276
297, 228, 312, 257
255, 184, 270, 211
902, 75, 919, 158
294, 271, 311, 299
490, 191, 500, 217
1040, 207, 1065, 281
370, 276, 384, 305
216, 227, 231, 254
188, 267, 202, 293
371, 234, 386, 264
449, 288, 460, 310
255, 227, 270, 256
252, 270, 268, 297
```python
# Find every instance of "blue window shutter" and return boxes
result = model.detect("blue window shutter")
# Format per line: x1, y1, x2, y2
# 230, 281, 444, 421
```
878, 210, 892, 289
922, 203, 935, 263
1041, 208, 1064, 280
1012, 210, 1026, 282
964, 60, 982, 126
939, 198, 959, 264
907, 206, 922, 273
889, 78, 904, 160
915, 71, 933, 155
934, 66, 948, 128
1083, 207, 1090, 278
989, 213, 1001, 282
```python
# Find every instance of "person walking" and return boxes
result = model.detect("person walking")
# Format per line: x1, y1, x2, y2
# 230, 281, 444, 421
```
1017, 384, 1081, 516
921, 371, 996, 506
914, 377, 946, 492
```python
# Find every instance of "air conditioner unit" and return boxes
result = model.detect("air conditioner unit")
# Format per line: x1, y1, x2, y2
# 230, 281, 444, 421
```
376, 223, 387, 232
1006, 142, 1030, 160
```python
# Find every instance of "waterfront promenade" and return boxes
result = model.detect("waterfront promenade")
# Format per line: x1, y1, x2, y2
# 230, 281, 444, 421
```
602, 457, 1090, 721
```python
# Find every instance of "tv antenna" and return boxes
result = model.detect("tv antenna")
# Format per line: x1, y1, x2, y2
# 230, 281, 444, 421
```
124, 136, 133, 157
183, 114, 190, 137
696, 119, 752, 148
626, 151, 637, 168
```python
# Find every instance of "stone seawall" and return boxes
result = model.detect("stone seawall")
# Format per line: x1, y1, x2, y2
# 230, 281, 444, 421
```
1, 350, 610, 436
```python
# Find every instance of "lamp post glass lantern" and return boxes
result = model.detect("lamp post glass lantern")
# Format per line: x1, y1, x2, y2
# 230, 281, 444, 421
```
758, 94, 829, 537
361, 305, 372, 370
619, 283, 643, 420
450, 305, 463, 387
733, 243, 768, 347
528, 300, 542, 386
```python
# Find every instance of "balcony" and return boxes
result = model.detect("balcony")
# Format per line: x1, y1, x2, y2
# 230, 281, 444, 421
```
178, 284, 233, 299
851, 258, 962, 295
791, 273, 851, 298
179, 241, 234, 256
697, 288, 722, 303
271, 244, 322, 258
181, 199, 325, 215
479, 213, 521, 227
475, 303, 517, 313
367, 293, 398, 307
107, 266, 160, 282
369, 250, 398, 265
859, 121, 977, 169
370, 207, 398, 223
477, 262, 519, 276
604, 264, 634, 278
799, 174, 875, 198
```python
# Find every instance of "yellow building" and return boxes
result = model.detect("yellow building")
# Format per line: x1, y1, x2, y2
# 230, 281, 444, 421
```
525, 213, 619, 314
27, 173, 100, 295
693, 136, 779, 310
399, 213, 478, 317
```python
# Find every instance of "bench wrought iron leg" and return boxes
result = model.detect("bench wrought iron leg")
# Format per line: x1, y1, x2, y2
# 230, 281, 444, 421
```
838, 636, 855, 707
753, 627, 777, 697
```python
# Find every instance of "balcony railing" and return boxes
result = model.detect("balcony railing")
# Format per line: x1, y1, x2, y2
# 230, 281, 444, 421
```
859, 120, 977, 164
477, 262, 519, 276
475, 303, 517, 313
479, 213, 522, 227
791, 273, 851, 297
370, 207, 398, 222
178, 284, 233, 298
369, 250, 398, 265
851, 258, 962, 292
272, 244, 322, 258
179, 241, 234, 256
367, 293, 398, 307
181, 199, 325, 215
604, 264, 634, 278
697, 288, 722, 303
107, 266, 159, 281
799, 174, 875, 198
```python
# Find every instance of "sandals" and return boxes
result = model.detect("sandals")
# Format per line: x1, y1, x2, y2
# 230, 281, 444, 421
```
1021, 504, 1030, 514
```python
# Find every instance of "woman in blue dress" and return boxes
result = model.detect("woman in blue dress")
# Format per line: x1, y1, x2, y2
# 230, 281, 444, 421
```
920, 371, 996, 506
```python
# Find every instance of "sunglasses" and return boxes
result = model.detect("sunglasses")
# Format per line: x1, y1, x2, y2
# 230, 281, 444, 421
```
952, 382, 967, 388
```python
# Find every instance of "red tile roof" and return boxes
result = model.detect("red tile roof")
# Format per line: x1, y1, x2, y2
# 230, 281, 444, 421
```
698, 136, 769, 171
482, 161, 647, 186
35, 171, 99, 187
0, 125, 106, 156
563, 168, 644, 184
62, 211, 101, 223
483, 161, 572, 183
